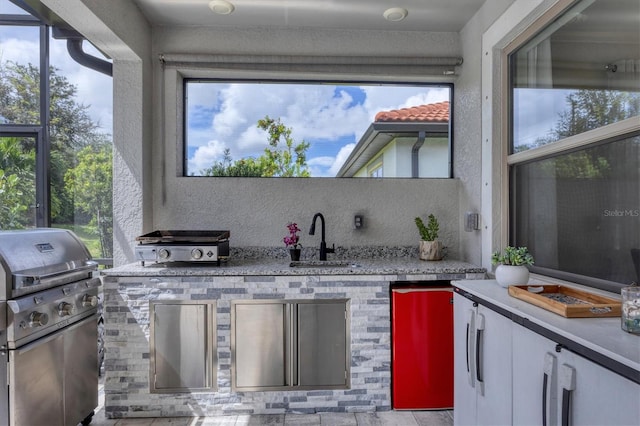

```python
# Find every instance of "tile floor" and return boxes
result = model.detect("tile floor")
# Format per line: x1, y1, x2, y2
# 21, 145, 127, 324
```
86, 384, 454, 426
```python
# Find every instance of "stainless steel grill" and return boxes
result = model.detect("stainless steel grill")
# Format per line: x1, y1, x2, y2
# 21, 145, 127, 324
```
0, 228, 101, 426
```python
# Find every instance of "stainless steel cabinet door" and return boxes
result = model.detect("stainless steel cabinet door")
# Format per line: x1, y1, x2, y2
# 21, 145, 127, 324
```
231, 299, 349, 391
9, 333, 64, 426
233, 302, 287, 389
64, 316, 99, 426
297, 302, 347, 387
151, 301, 216, 392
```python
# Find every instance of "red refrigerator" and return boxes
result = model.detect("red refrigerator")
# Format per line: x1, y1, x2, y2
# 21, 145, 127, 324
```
391, 285, 454, 409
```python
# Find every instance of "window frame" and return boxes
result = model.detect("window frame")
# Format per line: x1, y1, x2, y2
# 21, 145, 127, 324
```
0, 12, 51, 226
179, 76, 454, 178
503, 0, 640, 292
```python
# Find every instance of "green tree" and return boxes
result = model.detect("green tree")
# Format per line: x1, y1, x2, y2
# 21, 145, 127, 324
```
0, 60, 113, 256
527, 89, 640, 151
201, 117, 311, 177
202, 148, 266, 177
530, 89, 640, 178
257, 116, 310, 177
0, 137, 35, 229
64, 143, 113, 257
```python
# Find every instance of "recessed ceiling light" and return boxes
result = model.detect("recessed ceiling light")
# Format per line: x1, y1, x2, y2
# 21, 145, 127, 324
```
209, 0, 235, 15
383, 7, 408, 22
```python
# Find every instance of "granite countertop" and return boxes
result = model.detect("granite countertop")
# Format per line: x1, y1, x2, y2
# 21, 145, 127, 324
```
103, 257, 485, 277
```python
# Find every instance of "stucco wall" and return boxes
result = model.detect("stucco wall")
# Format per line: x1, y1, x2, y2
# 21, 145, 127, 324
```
455, 0, 515, 266
46, 0, 535, 266
146, 26, 471, 262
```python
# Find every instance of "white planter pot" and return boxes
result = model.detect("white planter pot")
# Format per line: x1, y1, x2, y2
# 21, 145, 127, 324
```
495, 264, 530, 288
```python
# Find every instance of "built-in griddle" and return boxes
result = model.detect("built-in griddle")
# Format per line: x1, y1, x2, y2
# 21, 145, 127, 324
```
134, 230, 230, 266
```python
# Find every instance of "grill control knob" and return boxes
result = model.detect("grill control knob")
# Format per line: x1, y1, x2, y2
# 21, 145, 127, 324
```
58, 302, 75, 317
28, 312, 49, 327
191, 248, 203, 259
82, 294, 99, 307
158, 248, 171, 259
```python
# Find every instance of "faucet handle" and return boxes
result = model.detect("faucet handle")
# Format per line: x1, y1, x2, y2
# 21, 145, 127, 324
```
327, 244, 335, 254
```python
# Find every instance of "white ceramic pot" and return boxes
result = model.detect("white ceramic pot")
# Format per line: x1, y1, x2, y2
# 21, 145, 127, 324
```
495, 264, 530, 288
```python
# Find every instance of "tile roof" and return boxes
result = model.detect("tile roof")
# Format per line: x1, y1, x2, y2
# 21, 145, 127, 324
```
374, 101, 449, 123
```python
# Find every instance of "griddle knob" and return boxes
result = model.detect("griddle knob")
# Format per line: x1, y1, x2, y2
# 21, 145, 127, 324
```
28, 312, 49, 327
191, 248, 204, 259
158, 248, 171, 259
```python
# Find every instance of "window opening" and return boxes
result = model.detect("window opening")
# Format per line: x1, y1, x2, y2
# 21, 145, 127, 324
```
507, 0, 640, 291
184, 80, 452, 178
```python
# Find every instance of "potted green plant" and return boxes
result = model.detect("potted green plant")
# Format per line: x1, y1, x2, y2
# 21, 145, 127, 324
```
415, 214, 443, 261
491, 246, 534, 288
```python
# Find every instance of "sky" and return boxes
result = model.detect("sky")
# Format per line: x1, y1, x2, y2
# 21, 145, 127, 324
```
186, 82, 450, 177
1, 0, 113, 135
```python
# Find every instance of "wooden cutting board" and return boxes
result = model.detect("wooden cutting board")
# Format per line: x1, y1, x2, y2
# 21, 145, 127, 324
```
508, 284, 621, 318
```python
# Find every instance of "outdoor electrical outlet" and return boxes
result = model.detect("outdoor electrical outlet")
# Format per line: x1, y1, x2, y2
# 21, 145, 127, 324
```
354, 215, 364, 230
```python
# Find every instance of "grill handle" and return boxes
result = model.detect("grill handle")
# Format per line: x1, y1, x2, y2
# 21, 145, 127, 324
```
14, 260, 98, 287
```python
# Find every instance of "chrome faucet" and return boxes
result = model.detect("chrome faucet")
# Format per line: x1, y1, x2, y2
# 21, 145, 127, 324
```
309, 212, 335, 261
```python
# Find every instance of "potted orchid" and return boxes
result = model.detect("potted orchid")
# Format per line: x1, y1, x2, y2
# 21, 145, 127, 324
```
284, 222, 302, 261
491, 246, 534, 288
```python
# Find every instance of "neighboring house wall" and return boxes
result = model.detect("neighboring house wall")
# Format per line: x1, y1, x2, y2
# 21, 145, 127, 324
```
353, 137, 449, 178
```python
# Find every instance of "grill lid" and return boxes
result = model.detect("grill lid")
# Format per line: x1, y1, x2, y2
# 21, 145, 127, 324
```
0, 228, 92, 274
0, 229, 96, 299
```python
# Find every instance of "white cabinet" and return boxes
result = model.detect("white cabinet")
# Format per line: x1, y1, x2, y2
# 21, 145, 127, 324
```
513, 324, 640, 426
453, 293, 512, 426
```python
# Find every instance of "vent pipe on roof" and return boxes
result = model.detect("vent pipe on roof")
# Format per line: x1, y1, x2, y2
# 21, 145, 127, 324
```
411, 131, 426, 178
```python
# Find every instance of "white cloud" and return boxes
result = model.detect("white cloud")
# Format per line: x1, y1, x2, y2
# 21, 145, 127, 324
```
187, 139, 227, 174
329, 143, 356, 176
306, 142, 355, 177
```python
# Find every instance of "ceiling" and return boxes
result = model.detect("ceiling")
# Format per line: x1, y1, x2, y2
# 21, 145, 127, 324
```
130, 0, 488, 32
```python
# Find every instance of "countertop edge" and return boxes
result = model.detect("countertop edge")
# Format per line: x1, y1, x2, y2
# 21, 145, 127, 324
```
102, 258, 486, 277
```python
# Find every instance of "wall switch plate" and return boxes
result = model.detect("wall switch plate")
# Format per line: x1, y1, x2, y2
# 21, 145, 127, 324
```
354, 215, 364, 229
464, 211, 479, 232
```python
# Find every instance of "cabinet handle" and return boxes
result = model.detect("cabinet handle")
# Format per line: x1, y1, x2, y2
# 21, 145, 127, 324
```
560, 364, 576, 426
465, 309, 475, 387
542, 373, 549, 426
475, 329, 483, 384
466, 323, 470, 373
475, 313, 485, 396
542, 353, 556, 426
